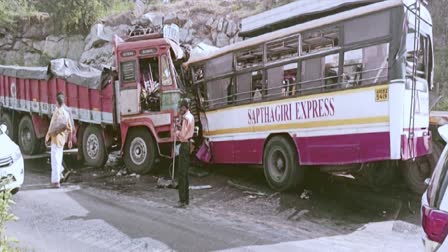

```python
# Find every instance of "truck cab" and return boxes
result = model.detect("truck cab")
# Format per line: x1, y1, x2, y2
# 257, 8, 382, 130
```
113, 27, 185, 173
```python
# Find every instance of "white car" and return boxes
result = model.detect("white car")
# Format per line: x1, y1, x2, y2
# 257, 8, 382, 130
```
0, 124, 24, 194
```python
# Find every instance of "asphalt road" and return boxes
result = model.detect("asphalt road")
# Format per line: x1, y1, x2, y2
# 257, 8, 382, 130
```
7, 158, 424, 252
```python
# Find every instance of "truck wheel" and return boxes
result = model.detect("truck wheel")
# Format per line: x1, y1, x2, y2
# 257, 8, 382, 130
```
18, 116, 40, 155
124, 128, 157, 174
82, 125, 107, 168
0, 113, 14, 140
263, 136, 302, 191
402, 158, 432, 194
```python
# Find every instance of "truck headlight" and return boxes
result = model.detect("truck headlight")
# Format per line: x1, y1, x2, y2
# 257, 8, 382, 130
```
12, 149, 22, 163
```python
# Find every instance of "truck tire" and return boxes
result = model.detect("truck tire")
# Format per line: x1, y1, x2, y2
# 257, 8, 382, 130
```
0, 113, 14, 140
124, 128, 157, 174
263, 136, 303, 191
82, 125, 107, 168
18, 116, 40, 155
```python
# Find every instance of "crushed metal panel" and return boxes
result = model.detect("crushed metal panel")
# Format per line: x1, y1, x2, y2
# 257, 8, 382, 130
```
240, 0, 384, 37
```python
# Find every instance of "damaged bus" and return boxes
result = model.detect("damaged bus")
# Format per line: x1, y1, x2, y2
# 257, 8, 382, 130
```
185, 0, 434, 193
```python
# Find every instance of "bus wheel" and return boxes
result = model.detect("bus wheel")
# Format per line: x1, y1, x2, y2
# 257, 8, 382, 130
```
82, 125, 107, 168
263, 136, 302, 191
123, 128, 156, 174
0, 113, 14, 140
401, 158, 432, 194
18, 116, 40, 155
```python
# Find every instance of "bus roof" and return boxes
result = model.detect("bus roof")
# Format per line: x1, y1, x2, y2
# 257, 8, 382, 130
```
240, 0, 384, 37
185, 0, 425, 66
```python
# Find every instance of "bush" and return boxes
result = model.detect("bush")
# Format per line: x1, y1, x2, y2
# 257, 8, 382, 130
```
0, 0, 35, 28
0, 190, 19, 252
36, 0, 108, 34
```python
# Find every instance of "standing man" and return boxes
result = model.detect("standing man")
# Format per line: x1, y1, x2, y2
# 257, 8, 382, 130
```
45, 92, 73, 188
175, 99, 195, 208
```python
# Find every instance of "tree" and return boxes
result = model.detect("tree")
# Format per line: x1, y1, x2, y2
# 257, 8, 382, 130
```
0, 0, 34, 28
36, 0, 108, 34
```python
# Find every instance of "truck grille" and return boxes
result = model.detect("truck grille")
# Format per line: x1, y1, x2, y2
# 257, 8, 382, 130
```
0, 157, 12, 168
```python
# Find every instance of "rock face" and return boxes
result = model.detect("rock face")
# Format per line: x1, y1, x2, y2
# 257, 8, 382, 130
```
0, 3, 241, 66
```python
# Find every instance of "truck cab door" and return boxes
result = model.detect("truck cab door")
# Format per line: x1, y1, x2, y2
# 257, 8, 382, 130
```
159, 53, 181, 112
119, 58, 141, 116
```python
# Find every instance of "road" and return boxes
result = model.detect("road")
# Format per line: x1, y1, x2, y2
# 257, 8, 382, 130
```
7, 157, 424, 252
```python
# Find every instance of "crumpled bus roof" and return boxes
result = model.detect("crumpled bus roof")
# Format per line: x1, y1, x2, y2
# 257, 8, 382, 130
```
240, 0, 385, 37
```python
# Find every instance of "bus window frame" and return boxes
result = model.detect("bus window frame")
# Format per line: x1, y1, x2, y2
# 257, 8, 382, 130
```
192, 8, 402, 112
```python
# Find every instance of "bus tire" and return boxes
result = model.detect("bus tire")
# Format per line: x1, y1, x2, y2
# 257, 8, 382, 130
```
124, 128, 157, 174
401, 158, 432, 194
263, 136, 302, 191
18, 116, 40, 155
0, 113, 14, 140
82, 125, 107, 168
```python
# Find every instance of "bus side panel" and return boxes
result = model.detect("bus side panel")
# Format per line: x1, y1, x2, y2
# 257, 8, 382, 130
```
295, 132, 391, 165
233, 139, 264, 164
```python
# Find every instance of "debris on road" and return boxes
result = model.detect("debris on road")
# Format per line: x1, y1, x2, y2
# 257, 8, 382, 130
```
227, 180, 258, 192
105, 151, 124, 170
243, 191, 267, 197
156, 177, 177, 189
288, 209, 310, 221
300, 189, 312, 200
189, 166, 210, 177
267, 192, 280, 199
189, 185, 212, 190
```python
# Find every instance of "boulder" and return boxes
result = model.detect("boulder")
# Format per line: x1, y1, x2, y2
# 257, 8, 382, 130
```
216, 32, 230, 47
226, 20, 239, 37
32, 40, 46, 52
84, 24, 115, 51
80, 44, 114, 66
22, 20, 53, 40
24, 53, 42, 66
140, 12, 164, 27
102, 11, 134, 27
43, 35, 67, 58
164, 12, 177, 25
66, 35, 86, 60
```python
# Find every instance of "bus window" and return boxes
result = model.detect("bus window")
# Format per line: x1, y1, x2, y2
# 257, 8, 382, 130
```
206, 78, 232, 109
266, 34, 300, 62
267, 63, 297, 99
343, 43, 389, 87
236, 72, 252, 104
205, 53, 233, 77
302, 26, 339, 55
300, 53, 339, 94
344, 10, 390, 45
236, 46, 263, 70
406, 33, 429, 81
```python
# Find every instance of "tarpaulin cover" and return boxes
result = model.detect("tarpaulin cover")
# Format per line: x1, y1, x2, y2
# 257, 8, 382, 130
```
49, 58, 105, 89
0, 65, 49, 80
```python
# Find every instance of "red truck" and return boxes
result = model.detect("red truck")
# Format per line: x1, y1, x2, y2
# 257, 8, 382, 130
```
0, 27, 187, 173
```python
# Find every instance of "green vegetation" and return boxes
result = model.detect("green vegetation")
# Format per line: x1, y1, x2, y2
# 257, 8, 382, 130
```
0, 0, 35, 28
0, 190, 19, 252
99, 0, 134, 20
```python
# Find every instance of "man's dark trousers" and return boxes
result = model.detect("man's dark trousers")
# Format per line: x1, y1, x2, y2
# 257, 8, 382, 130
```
178, 142, 190, 204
